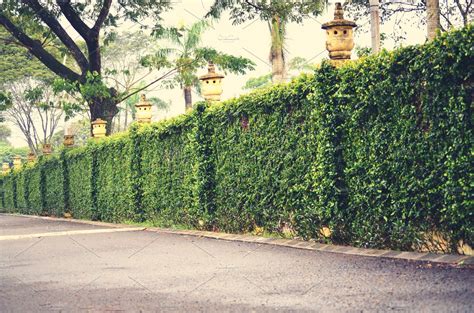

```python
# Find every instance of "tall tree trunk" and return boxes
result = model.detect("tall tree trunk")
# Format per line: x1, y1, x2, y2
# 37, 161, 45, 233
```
269, 15, 286, 83
427, 0, 441, 40
184, 86, 193, 111
369, 0, 381, 53
124, 105, 129, 131
89, 88, 119, 136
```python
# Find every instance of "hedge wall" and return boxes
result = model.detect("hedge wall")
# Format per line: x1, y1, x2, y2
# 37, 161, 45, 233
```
66, 147, 94, 219
95, 134, 134, 222
1, 26, 472, 252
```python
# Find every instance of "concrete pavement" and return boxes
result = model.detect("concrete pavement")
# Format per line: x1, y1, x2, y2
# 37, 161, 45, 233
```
0, 214, 473, 312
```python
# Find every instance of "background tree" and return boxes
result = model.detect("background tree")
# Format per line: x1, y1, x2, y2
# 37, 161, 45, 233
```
427, 0, 441, 39
346, 0, 472, 42
112, 85, 170, 132
143, 20, 255, 110
0, 0, 172, 134
4, 78, 80, 155
51, 118, 91, 150
0, 124, 11, 142
101, 32, 170, 132
0, 141, 28, 163
0, 91, 12, 122
243, 56, 316, 90
207, 0, 326, 83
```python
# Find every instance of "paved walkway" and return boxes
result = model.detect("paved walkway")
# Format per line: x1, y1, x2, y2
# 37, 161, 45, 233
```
0, 214, 472, 312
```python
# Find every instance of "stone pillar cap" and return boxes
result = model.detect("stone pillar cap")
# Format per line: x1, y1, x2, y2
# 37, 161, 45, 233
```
91, 118, 107, 125
199, 62, 224, 81
322, 2, 357, 29
136, 94, 152, 108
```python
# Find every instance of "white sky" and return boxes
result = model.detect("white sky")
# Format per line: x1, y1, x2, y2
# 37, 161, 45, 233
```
5, 0, 428, 147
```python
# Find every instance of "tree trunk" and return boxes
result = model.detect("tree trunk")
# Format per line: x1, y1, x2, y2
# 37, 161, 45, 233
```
369, 0, 381, 53
184, 86, 193, 111
427, 0, 441, 40
89, 88, 119, 136
124, 105, 129, 131
269, 16, 286, 83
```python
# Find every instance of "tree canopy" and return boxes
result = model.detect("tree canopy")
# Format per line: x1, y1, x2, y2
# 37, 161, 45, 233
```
0, 0, 173, 134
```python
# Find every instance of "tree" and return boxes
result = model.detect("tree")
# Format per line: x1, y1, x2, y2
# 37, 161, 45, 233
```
0, 141, 28, 163
0, 124, 11, 142
51, 118, 90, 149
112, 86, 170, 132
0, 27, 55, 85
4, 78, 80, 155
143, 20, 255, 110
346, 0, 472, 42
0, 0, 172, 134
207, 0, 326, 83
0, 90, 12, 122
101, 32, 170, 132
427, 0, 441, 39
243, 56, 316, 90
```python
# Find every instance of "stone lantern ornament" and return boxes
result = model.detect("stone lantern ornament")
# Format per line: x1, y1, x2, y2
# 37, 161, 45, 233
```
64, 135, 75, 147
322, 2, 357, 67
13, 155, 22, 170
135, 94, 153, 124
199, 62, 224, 102
27, 152, 36, 163
64, 127, 75, 147
2, 162, 10, 174
42, 143, 52, 156
92, 118, 107, 138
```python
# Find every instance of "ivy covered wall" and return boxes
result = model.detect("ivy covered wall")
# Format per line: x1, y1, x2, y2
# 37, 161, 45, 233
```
1, 26, 472, 252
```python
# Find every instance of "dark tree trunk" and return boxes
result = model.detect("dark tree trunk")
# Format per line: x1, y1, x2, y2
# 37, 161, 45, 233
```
184, 86, 193, 111
89, 88, 119, 136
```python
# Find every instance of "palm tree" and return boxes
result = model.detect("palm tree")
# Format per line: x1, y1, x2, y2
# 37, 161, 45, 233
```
427, 0, 441, 40
207, 0, 326, 84
144, 20, 254, 110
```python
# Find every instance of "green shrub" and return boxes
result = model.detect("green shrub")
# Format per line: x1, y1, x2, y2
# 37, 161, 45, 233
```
65, 147, 94, 219
25, 164, 42, 215
137, 115, 197, 226
207, 75, 318, 233
15, 170, 27, 212
1, 25, 472, 252
42, 156, 65, 217
94, 134, 134, 222
2, 174, 15, 211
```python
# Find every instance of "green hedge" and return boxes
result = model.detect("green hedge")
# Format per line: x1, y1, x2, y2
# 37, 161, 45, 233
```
1, 26, 472, 252
24, 164, 42, 215
66, 147, 94, 219
136, 116, 197, 226
42, 156, 65, 217
2, 174, 15, 211
208, 75, 317, 233
95, 134, 134, 222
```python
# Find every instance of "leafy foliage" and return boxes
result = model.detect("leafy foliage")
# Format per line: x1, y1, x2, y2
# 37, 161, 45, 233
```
1, 25, 472, 252
142, 20, 254, 108
207, 0, 325, 24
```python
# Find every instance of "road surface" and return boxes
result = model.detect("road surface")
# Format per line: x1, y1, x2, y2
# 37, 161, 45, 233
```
0, 214, 472, 312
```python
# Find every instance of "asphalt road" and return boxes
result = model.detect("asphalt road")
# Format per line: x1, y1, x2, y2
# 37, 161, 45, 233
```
0, 215, 472, 312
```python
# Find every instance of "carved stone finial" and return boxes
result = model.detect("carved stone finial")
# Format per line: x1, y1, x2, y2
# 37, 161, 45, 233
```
334, 2, 344, 20
208, 62, 216, 74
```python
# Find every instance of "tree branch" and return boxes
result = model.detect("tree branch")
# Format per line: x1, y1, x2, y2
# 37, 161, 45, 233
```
56, 0, 91, 40
244, 0, 267, 12
23, 0, 89, 73
0, 13, 80, 81
93, 0, 113, 32
119, 68, 177, 103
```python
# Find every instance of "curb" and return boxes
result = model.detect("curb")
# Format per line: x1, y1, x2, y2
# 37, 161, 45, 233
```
3, 213, 473, 266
